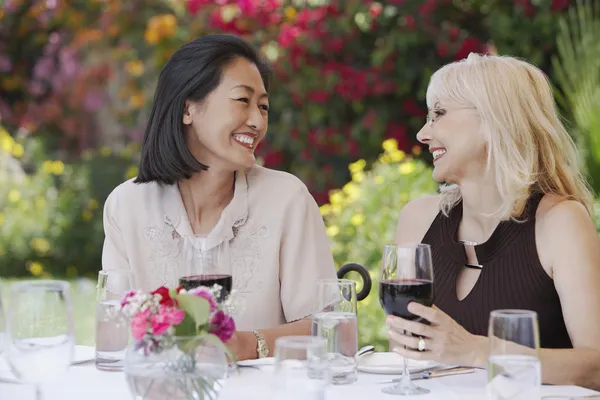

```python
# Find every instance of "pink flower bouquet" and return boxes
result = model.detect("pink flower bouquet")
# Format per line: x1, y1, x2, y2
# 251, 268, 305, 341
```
120, 284, 236, 355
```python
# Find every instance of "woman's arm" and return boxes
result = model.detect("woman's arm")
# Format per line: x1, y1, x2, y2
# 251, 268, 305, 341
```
227, 319, 311, 360
229, 184, 338, 360
535, 200, 600, 389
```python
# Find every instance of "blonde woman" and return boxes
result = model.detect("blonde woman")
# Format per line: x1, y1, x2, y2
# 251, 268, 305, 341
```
387, 53, 600, 389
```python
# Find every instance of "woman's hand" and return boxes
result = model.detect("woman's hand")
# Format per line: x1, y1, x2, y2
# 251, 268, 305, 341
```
225, 331, 258, 362
387, 302, 488, 368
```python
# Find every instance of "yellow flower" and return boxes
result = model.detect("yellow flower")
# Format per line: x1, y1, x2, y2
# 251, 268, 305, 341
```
375, 176, 384, 184
389, 149, 405, 163
11, 143, 24, 158
284, 6, 297, 21
331, 204, 342, 214
52, 160, 64, 175
351, 171, 364, 183
343, 182, 360, 202
100, 146, 112, 157
129, 93, 145, 108
0, 133, 14, 152
81, 210, 93, 222
145, 28, 160, 45
31, 238, 50, 255
399, 161, 416, 175
382, 138, 398, 153
326, 225, 340, 237
379, 154, 391, 164
125, 60, 145, 77
350, 213, 365, 226
329, 190, 344, 205
0, 213, 4, 225
29, 262, 44, 276
349, 159, 366, 174
125, 165, 139, 179
319, 204, 332, 216
8, 189, 20, 203
87, 199, 99, 210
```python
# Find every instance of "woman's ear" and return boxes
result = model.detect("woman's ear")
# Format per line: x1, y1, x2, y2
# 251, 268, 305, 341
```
182, 100, 193, 125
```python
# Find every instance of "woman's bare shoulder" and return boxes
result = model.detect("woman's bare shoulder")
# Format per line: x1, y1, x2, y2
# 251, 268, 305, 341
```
395, 195, 442, 244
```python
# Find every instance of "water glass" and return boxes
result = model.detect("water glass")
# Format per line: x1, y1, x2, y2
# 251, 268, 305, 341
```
5, 280, 75, 400
486, 310, 541, 400
312, 278, 358, 384
272, 336, 329, 400
95, 269, 133, 371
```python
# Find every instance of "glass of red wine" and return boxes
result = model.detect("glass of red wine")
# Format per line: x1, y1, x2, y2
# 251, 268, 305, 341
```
379, 243, 434, 396
178, 243, 232, 303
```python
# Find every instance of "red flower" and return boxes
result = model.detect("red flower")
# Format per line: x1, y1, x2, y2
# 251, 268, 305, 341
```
186, 0, 212, 15
151, 286, 176, 307
437, 42, 448, 58
210, 311, 236, 342
455, 37, 486, 60
308, 91, 330, 103
278, 23, 302, 48
263, 150, 284, 167
551, 0, 570, 11
419, 0, 437, 16
369, 2, 382, 18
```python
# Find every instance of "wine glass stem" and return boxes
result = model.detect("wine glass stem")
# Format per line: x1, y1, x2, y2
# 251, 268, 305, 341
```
35, 385, 43, 400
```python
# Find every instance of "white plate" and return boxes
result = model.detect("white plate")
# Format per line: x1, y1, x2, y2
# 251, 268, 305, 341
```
236, 357, 274, 367
73, 345, 95, 365
357, 352, 439, 375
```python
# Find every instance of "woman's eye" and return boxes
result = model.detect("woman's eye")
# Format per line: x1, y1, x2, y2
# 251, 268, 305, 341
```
236, 98, 249, 103
260, 105, 269, 111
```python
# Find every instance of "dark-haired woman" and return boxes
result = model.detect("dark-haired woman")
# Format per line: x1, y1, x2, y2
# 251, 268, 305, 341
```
101, 34, 337, 360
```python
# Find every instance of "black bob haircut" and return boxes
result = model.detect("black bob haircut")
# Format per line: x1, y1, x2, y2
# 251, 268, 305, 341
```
134, 34, 272, 185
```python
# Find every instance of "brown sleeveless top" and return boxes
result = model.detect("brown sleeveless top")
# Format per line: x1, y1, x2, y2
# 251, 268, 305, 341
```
422, 194, 573, 349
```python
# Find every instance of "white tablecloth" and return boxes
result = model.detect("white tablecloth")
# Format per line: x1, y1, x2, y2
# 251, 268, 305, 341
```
1, 348, 597, 400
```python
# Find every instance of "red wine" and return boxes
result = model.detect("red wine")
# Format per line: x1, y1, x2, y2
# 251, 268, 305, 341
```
379, 279, 433, 320
179, 274, 232, 302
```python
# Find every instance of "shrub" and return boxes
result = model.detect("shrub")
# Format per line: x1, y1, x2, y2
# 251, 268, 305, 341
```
321, 139, 438, 350
0, 124, 139, 277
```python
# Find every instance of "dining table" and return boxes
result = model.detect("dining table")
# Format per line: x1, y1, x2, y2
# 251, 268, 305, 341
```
0, 346, 598, 400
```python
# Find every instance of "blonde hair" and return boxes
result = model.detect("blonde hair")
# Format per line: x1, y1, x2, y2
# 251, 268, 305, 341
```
426, 53, 593, 220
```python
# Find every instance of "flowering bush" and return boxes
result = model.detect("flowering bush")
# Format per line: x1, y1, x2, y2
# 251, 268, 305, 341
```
0, 0, 575, 204
0, 123, 139, 277
121, 284, 236, 355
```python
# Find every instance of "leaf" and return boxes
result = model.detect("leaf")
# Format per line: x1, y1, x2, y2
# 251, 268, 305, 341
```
175, 293, 210, 334
173, 313, 197, 337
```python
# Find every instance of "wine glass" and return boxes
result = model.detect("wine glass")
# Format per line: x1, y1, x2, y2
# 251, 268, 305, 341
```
179, 241, 232, 302
379, 243, 434, 396
5, 280, 75, 400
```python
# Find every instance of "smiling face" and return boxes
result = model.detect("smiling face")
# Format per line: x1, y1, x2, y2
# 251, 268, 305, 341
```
416, 100, 486, 184
182, 57, 269, 171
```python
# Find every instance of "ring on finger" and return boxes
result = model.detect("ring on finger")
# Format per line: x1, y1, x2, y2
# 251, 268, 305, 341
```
417, 337, 426, 352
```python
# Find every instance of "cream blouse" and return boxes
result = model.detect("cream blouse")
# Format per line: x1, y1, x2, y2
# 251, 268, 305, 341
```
101, 165, 338, 331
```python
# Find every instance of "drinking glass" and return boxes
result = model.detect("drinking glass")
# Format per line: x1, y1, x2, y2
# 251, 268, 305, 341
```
312, 279, 358, 384
179, 241, 232, 302
486, 310, 541, 400
272, 336, 329, 400
95, 269, 133, 371
5, 280, 75, 400
379, 243, 434, 395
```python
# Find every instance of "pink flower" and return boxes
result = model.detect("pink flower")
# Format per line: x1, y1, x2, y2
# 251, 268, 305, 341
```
210, 311, 236, 343
165, 307, 185, 325
120, 290, 137, 307
131, 309, 150, 341
188, 287, 217, 312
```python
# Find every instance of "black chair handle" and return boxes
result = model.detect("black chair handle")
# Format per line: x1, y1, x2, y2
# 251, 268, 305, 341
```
337, 262, 372, 302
